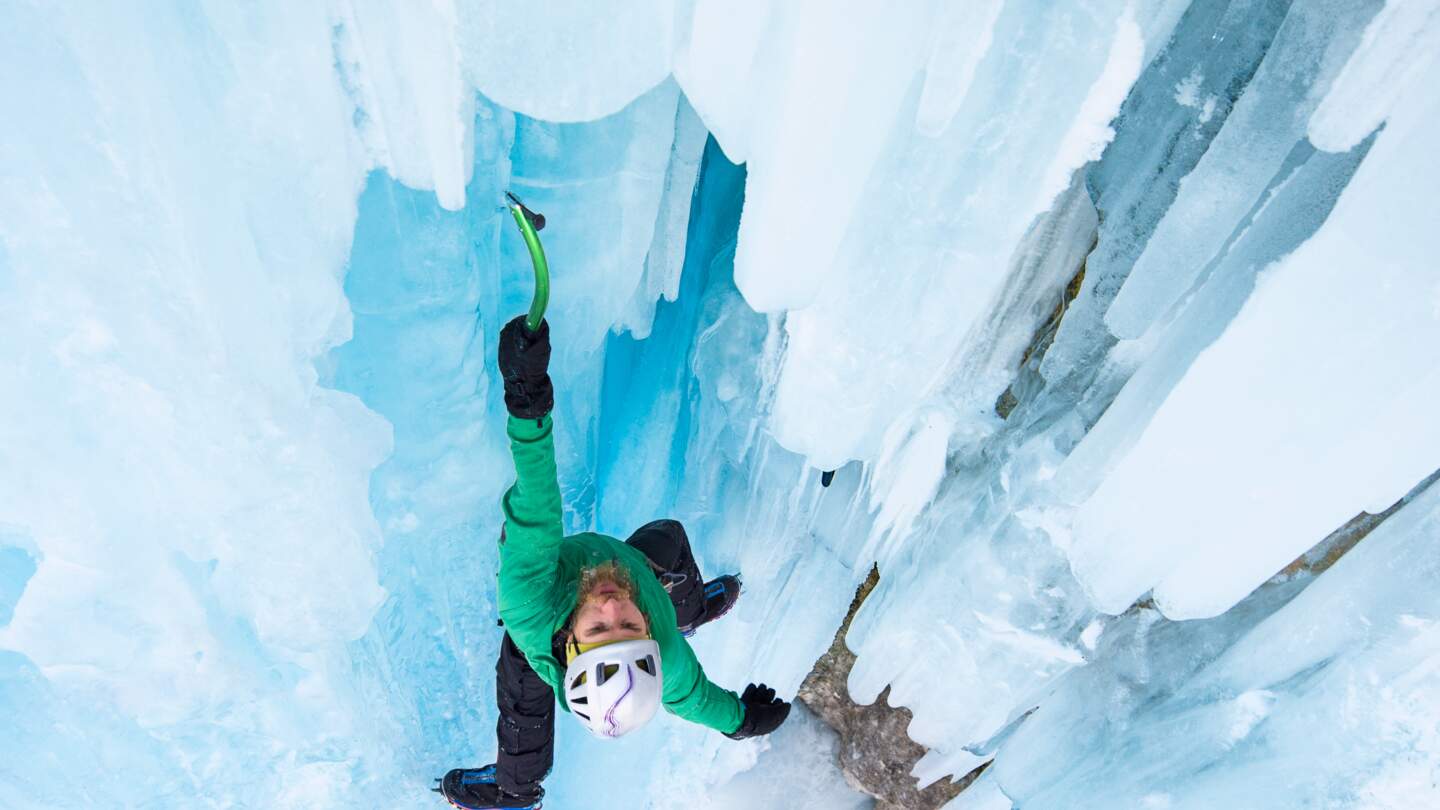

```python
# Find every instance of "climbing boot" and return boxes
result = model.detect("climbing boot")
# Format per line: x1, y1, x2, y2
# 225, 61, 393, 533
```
435, 766, 541, 810
679, 574, 742, 636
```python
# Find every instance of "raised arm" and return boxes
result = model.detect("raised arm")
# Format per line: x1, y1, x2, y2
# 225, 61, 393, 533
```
498, 415, 563, 597
496, 317, 564, 622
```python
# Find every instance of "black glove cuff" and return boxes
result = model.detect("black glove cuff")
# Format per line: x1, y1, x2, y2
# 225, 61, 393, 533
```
724, 710, 758, 740
504, 374, 554, 420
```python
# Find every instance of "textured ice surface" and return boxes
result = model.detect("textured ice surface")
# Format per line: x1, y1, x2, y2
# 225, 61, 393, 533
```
994, 478, 1440, 809
1071, 0, 1440, 619
695, 704, 872, 810
336, 0, 474, 210
459, 0, 685, 124
1102, 0, 1384, 340
3, 1, 1439, 808
0, 3, 390, 805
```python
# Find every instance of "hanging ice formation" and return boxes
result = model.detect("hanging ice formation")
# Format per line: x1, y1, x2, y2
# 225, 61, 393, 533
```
1, 1, 1437, 808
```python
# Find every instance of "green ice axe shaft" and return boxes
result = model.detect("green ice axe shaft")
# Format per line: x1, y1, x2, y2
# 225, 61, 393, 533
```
506, 192, 549, 333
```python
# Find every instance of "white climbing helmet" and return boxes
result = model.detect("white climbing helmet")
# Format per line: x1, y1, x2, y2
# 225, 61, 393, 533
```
563, 638, 663, 738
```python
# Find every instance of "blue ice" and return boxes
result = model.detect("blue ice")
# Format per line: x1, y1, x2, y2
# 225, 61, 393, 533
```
3, 2, 1439, 809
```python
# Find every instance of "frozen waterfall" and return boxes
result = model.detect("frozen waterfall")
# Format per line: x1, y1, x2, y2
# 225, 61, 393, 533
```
2, 1, 1438, 808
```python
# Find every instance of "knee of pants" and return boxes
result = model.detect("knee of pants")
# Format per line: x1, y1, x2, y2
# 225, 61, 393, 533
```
626, 519, 689, 571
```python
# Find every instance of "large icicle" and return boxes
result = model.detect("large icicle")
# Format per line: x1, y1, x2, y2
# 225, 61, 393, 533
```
1101, 0, 1384, 339
337, 0, 475, 209
755, 0, 1166, 468
995, 478, 1440, 809
457, 0, 685, 123
1070, 1, 1440, 619
0, 2, 392, 806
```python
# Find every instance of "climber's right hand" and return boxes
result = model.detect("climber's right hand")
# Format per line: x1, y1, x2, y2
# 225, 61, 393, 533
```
725, 682, 792, 740
497, 315, 553, 420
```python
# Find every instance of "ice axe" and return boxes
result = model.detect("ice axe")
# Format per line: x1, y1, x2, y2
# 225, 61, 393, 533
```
505, 192, 550, 334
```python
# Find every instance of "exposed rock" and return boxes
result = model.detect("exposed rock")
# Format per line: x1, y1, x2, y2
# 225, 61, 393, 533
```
994, 253, 1088, 420
798, 566, 986, 809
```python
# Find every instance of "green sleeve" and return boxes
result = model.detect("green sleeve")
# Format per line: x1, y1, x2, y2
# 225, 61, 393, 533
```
655, 624, 744, 734
497, 414, 565, 630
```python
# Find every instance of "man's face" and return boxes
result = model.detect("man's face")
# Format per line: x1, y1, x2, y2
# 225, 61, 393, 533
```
571, 563, 649, 645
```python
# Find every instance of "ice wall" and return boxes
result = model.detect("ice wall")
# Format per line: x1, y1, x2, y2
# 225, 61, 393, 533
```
0, 4, 392, 806
1067, 0, 1436, 620
991, 475, 1440, 809
4, 1, 1439, 808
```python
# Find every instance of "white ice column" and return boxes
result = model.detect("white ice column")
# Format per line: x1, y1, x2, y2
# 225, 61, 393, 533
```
1070, 3, 1440, 618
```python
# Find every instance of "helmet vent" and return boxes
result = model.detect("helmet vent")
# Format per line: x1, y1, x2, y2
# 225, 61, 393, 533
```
636, 656, 655, 676
597, 663, 620, 685
571, 695, 588, 705
574, 710, 590, 721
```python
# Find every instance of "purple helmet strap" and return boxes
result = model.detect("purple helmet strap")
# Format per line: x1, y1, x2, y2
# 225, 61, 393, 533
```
602, 664, 636, 738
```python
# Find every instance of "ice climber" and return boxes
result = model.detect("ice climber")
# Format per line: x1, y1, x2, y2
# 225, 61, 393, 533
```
437, 315, 792, 809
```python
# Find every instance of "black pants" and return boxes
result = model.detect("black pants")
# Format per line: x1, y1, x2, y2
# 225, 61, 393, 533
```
495, 520, 706, 799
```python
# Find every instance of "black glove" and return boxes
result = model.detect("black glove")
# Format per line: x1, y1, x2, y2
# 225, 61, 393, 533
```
725, 683, 792, 740
497, 315, 553, 420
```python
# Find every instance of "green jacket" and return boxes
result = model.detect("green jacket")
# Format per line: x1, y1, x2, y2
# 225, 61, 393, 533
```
497, 414, 744, 734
